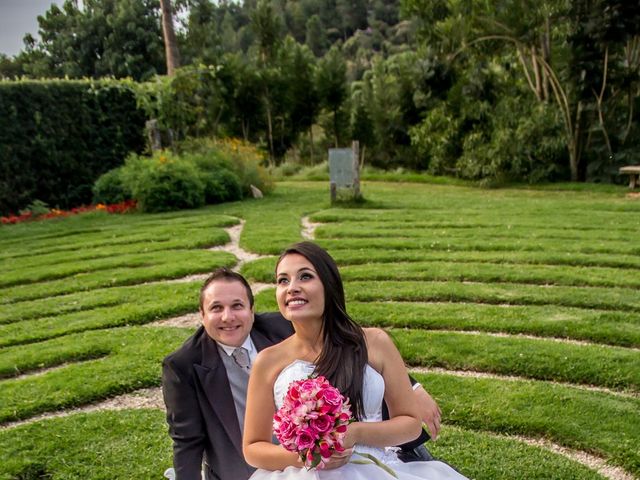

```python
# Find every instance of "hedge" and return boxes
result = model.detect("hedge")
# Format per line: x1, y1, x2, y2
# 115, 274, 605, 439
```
0, 79, 146, 215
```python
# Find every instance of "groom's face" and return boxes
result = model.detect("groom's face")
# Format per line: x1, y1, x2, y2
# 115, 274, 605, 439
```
200, 279, 255, 347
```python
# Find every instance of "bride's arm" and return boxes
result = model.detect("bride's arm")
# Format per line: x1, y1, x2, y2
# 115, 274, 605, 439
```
243, 351, 302, 471
344, 328, 423, 449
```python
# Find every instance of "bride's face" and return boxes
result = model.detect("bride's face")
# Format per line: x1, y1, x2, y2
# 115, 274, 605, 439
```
276, 253, 325, 323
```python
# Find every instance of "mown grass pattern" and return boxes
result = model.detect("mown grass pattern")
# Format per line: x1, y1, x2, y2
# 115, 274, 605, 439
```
0, 327, 190, 422
0, 181, 638, 479
0, 411, 606, 480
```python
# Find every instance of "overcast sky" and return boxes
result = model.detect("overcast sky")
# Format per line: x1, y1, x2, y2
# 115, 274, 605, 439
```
0, 0, 60, 57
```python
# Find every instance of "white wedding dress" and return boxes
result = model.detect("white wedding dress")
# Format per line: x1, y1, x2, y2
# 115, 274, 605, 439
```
249, 360, 468, 480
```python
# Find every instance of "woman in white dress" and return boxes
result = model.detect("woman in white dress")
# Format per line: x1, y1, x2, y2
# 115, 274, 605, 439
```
243, 242, 465, 480
243, 242, 467, 480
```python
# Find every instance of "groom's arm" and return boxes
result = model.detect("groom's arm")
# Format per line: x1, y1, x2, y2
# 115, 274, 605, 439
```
381, 378, 440, 447
162, 357, 206, 480
409, 376, 441, 440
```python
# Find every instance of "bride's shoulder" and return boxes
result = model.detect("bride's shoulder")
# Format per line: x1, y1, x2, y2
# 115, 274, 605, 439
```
363, 327, 393, 348
363, 328, 398, 371
253, 337, 297, 373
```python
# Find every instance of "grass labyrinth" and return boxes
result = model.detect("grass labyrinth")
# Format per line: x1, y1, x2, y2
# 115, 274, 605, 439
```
1, 181, 638, 479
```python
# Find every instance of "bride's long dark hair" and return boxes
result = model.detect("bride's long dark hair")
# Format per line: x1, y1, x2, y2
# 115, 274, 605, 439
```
276, 241, 368, 420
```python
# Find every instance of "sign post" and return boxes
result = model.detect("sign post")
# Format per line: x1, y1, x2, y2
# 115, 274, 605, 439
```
328, 141, 360, 204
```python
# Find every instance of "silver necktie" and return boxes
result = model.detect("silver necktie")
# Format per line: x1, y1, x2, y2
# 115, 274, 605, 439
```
232, 347, 251, 372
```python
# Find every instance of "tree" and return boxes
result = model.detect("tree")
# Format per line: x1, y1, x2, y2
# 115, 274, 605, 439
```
281, 40, 320, 159
404, 0, 640, 181
337, 0, 369, 39
0, 54, 26, 79
15, 0, 164, 81
178, 0, 222, 65
305, 14, 328, 57
251, 0, 283, 63
224, 54, 264, 141
316, 45, 348, 147
251, 0, 284, 161
160, 0, 181, 75
350, 80, 375, 166
102, 0, 167, 80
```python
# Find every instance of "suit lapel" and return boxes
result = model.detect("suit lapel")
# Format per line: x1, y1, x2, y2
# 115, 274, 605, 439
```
251, 328, 274, 352
195, 336, 244, 458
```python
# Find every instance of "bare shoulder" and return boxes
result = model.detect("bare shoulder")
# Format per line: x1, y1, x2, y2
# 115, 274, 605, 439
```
363, 327, 396, 373
252, 336, 298, 381
253, 341, 285, 371
363, 327, 393, 350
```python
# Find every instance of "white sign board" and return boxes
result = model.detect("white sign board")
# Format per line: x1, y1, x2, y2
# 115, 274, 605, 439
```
329, 148, 355, 187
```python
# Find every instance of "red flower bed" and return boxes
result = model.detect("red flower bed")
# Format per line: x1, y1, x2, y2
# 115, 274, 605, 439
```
1, 200, 137, 225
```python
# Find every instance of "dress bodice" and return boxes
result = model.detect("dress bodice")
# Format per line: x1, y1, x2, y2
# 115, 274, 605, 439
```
249, 361, 470, 479
273, 359, 385, 422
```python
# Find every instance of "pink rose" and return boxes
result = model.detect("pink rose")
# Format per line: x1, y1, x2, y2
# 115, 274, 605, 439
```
310, 414, 333, 434
296, 428, 317, 450
318, 440, 332, 459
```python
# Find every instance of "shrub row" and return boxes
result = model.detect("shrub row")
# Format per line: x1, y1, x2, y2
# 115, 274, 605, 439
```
93, 139, 272, 213
0, 79, 147, 216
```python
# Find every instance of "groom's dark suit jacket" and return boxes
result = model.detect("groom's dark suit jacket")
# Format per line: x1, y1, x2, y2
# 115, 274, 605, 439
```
162, 311, 430, 480
162, 312, 294, 480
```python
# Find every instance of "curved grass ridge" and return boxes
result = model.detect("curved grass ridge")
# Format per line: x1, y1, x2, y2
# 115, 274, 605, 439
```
243, 256, 640, 289
0, 215, 238, 262
413, 372, 640, 476
1, 250, 235, 304
393, 329, 640, 392
0, 327, 190, 423
345, 280, 640, 312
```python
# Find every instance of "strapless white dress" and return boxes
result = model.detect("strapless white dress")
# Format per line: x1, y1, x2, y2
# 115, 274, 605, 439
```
249, 360, 467, 480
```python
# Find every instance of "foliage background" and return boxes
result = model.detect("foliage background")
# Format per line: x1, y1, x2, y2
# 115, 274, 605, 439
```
0, 79, 146, 215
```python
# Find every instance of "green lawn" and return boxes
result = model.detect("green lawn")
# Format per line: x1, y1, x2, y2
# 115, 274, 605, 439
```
1, 180, 638, 479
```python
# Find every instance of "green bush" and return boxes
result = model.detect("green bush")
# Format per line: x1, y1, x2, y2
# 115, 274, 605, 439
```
410, 105, 462, 175
455, 100, 566, 183
199, 168, 242, 204
92, 167, 132, 204
93, 138, 274, 213
177, 137, 274, 195
129, 156, 205, 213
410, 66, 567, 184
186, 151, 243, 202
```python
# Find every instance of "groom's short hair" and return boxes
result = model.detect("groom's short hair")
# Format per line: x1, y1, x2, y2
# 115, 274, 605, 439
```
199, 268, 255, 310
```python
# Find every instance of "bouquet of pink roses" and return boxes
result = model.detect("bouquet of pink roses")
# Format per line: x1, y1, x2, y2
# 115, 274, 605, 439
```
273, 375, 352, 469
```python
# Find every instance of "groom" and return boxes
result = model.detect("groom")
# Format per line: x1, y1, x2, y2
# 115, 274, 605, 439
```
162, 268, 439, 480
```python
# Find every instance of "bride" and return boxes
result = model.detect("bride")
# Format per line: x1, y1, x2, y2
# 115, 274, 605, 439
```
243, 242, 467, 479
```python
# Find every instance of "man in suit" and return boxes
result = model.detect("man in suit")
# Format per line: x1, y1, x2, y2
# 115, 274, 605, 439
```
162, 268, 439, 480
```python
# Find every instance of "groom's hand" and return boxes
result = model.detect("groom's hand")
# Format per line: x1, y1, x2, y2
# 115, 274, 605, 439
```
414, 386, 441, 440
322, 447, 353, 470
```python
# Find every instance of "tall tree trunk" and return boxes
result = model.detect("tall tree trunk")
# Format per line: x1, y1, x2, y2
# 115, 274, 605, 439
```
264, 88, 275, 164
531, 45, 543, 101
570, 101, 585, 181
160, 0, 180, 76
541, 17, 551, 102
242, 119, 250, 142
